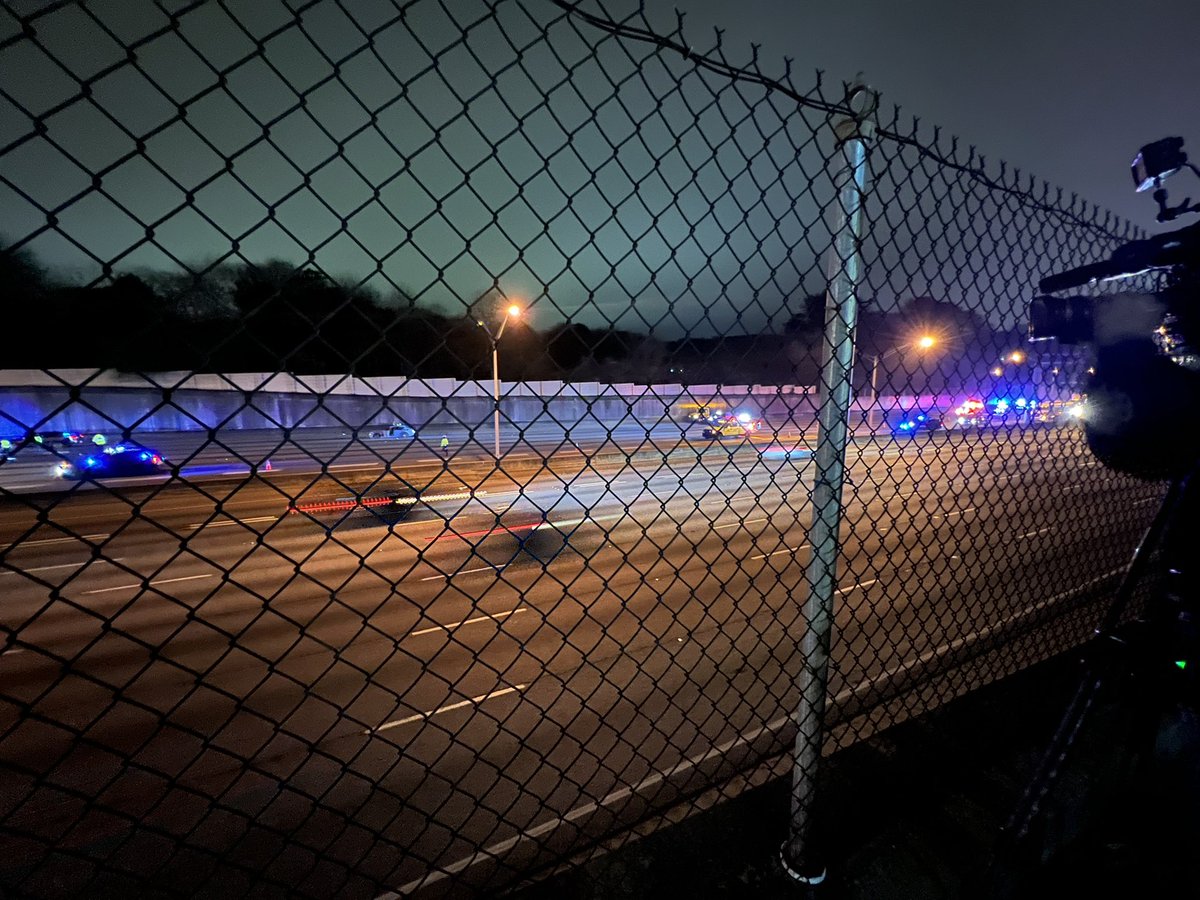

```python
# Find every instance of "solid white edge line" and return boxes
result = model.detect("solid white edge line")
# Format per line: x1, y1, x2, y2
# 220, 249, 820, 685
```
419, 565, 501, 582
1018, 527, 1053, 539
369, 684, 527, 734
837, 578, 877, 593
750, 543, 810, 561
407, 608, 526, 638
2, 533, 110, 550
0, 557, 125, 576
714, 517, 769, 530
386, 566, 1124, 898
83, 573, 214, 595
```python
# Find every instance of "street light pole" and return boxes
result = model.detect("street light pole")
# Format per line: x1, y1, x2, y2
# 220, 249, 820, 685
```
868, 351, 883, 431
477, 304, 521, 458
491, 342, 501, 458
865, 335, 936, 431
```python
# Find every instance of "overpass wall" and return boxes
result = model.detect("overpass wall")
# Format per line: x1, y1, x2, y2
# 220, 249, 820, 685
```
0, 370, 960, 434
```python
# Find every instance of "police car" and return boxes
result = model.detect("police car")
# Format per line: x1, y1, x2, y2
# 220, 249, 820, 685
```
55, 443, 170, 480
891, 410, 942, 436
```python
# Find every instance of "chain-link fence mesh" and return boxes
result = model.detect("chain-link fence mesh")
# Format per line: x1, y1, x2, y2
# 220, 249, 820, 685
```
0, 1, 1166, 896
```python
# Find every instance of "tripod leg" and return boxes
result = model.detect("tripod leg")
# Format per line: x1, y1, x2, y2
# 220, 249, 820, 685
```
988, 475, 1186, 894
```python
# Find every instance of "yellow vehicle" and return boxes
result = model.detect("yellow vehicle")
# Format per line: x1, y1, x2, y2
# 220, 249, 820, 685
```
701, 415, 763, 440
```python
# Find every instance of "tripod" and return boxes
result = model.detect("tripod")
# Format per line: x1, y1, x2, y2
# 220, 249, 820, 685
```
989, 463, 1200, 896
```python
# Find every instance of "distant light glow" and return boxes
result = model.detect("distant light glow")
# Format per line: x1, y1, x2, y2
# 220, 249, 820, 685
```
737, 412, 752, 423
916, 335, 936, 350
506, 305, 521, 318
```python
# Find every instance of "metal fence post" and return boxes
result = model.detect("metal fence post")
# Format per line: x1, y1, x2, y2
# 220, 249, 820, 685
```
780, 79, 878, 885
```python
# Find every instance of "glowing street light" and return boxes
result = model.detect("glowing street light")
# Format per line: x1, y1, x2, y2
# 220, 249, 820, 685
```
476, 303, 522, 457
1006, 350, 1026, 364
866, 334, 937, 431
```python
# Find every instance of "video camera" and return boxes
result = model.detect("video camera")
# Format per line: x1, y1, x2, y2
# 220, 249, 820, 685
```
1029, 137, 1200, 480
1031, 137, 1200, 345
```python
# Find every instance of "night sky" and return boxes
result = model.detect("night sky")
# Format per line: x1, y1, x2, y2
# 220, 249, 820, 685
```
664, 0, 1200, 229
2, 0, 1197, 338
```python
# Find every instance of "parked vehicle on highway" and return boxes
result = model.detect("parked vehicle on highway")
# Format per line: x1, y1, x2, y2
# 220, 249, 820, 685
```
679, 403, 727, 427
701, 413, 763, 439
26, 430, 87, 448
730, 411, 765, 432
1016, 397, 1085, 428
891, 410, 942, 436
701, 422, 742, 439
367, 421, 417, 440
0, 431, 89, 457
55, 443, 170, 480
947, 398, 987, 429
985, 396, 1043, 428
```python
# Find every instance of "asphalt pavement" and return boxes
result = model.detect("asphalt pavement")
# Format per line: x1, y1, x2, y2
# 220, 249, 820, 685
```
0, 424, 1163, 898
0, 419, 758, 494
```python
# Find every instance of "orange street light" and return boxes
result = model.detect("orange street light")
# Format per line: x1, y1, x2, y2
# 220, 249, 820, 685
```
866, 334, 938, 431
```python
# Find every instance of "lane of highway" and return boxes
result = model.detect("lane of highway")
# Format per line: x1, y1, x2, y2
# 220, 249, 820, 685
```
0, 428, 1161, 896
0, 419, 790, 494
0, 431, 1095, 629
0, 433, 1121, 704
0, 424, 1085, 541
4, 487, 1128, 897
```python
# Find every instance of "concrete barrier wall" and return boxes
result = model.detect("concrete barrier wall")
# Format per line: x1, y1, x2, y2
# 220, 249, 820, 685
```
0, 370, 808, 400
0, 370, 964, 434
0, 386, 674, 434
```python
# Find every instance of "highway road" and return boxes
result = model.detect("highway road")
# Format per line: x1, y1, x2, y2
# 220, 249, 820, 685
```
0, 425, 1164, 898
0, 418, 778, 494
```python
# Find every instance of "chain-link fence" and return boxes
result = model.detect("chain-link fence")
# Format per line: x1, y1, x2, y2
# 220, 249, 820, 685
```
0, 1, 1165, 896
